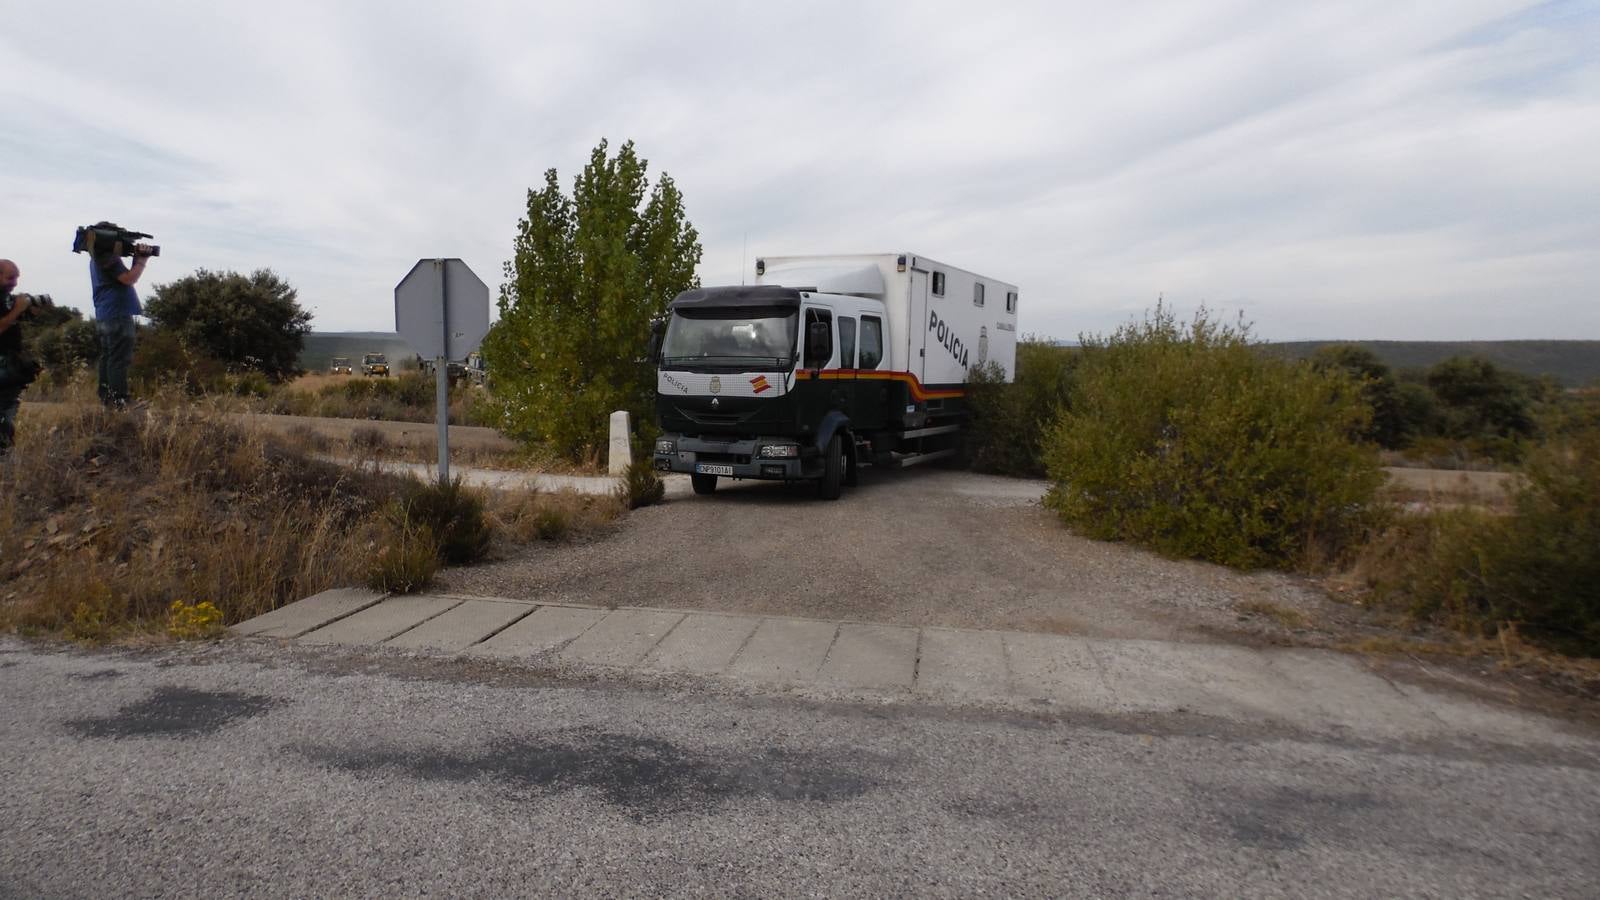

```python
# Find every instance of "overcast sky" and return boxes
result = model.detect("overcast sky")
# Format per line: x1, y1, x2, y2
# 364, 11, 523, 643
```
3, 0, 1596, 341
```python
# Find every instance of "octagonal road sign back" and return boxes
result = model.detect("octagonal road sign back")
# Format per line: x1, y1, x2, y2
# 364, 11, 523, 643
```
395, 258, 490, 361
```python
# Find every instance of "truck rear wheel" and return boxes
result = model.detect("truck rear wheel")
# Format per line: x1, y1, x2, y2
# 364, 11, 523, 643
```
691, 473, 718, 495
818, 433, 845, 501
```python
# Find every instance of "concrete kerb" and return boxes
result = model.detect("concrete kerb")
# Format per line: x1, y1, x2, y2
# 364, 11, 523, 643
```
234, 592, 1588, 746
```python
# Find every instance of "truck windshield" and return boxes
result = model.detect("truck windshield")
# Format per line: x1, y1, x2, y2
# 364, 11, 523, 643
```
661, 311, 797, 367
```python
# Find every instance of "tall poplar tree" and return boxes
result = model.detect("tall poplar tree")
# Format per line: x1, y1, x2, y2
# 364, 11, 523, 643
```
482, 139, 702, 457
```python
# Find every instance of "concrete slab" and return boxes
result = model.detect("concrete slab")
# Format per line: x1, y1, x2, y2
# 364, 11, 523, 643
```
232, 589, 385, 639
385, 600, 534, 652
641, 613, 760, 674
300, 596, 462, 646
727, 618, 837, 683
470, 605, 606, 658
1086, 639, 1281, 718
816, 624, 918, 691
559, 609, 684, 667
916, 628, 1009, 699
1003, 633, 1117, 708
1264, 650, 1444, 740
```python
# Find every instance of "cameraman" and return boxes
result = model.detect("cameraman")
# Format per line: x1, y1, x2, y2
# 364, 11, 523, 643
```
0, 259, 38, 456
87, 223, 152, 408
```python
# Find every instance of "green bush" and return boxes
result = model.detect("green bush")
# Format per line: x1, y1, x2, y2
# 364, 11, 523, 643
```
1042, 305, 1384, 570
962, 339, 1078, 477
1368, 428, 1600, 656
617, 459, 665, 509
403, 477, 493, 565
131, 328, 229, 395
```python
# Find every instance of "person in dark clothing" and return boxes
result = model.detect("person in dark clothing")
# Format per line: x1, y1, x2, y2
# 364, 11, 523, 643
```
0, 259, 37, 455
87, 225, 152, 408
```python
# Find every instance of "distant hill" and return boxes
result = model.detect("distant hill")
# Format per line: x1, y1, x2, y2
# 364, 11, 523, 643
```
300, 332, 418, 372
1267, 341, 1600, 387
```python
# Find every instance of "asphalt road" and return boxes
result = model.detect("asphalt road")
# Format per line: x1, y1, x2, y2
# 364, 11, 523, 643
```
4, 638, 1597, 898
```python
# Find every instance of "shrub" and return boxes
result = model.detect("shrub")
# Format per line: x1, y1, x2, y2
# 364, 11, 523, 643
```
617, 459, 665, 509
350, 426, 390, 458
403, 477, 493, 565
226, 371, 273, 398
367, 511, 439, 594
131, 328, 230, 395
962, 339, 1077, 477
1042, 305, 1384, 570
488, 487, 623, 543
166, 601, 225, 640
1359, 427, 1600, 656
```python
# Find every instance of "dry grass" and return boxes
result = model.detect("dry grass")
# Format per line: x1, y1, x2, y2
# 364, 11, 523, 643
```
0, 403, 416, 640
1234, 599, 1311, 630
1342, 630, 1600, 700
487, 486, 625, 544
1378, 467, 1516, 512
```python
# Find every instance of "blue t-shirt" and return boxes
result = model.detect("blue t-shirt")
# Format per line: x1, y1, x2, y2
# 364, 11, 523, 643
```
90, 256, 141, 319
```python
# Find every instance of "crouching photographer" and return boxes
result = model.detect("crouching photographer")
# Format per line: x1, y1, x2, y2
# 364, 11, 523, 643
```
0, 259, 44, 456
75, 221, 157, 408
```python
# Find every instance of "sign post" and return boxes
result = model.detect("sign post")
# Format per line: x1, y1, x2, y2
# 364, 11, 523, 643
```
395, 258, 490, 484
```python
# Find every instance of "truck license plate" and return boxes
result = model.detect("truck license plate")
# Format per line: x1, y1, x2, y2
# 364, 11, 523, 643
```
695, 464, 734, 476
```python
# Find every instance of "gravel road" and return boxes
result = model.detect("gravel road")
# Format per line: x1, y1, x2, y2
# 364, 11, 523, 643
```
437, 467, 1329, 643
4, 638, 1597, 899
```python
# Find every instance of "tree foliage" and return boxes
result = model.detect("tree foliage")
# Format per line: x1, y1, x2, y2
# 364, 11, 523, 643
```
144, 269, 312, 382
482, 139, 702, 457
1424, 355, 1537, 440
1311, 343, 1408, 448
21, 297, 100, 372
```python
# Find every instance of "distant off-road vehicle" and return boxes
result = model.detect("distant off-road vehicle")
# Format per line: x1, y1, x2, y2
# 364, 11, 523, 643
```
362, 353, 390, 377
329, 357, 352, 375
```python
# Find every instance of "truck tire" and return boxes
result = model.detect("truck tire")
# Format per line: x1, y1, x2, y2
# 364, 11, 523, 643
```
691, 473, 718, 495
818, 433, 845, 501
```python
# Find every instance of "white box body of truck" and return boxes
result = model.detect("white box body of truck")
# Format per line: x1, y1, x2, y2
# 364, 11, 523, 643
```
755, 252, 1019, 387
652, 251, 1019, 499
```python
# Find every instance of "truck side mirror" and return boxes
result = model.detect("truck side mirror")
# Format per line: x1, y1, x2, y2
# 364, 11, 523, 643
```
806, 321, 832, 370
647, 317, 666, 364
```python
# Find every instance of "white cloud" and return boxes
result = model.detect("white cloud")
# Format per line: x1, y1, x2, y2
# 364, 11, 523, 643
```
1, 0, 1594, 341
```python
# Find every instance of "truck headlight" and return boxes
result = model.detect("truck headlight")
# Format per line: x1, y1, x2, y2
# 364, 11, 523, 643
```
655, 439, 675, 454
759, 444, 799, 458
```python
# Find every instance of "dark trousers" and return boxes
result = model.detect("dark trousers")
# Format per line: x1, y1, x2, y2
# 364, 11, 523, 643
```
97, 315, 136, 405
0, 382, 20, 453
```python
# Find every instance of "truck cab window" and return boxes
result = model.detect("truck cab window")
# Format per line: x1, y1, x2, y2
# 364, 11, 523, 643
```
804, 308, 834, 369
859, 316, 883, 369
839, 317, 857, 369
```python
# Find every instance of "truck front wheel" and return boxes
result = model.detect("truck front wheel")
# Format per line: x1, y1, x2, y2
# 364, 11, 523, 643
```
691, 473, 718, 495
818, 433, 845, 501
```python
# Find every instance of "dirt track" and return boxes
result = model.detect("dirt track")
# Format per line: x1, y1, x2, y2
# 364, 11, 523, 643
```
435, 467, 1338, 643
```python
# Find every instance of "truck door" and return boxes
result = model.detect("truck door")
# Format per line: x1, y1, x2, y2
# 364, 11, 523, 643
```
852, 313, 889, 431
909, 269, 929, 383
837, 315, 860, 427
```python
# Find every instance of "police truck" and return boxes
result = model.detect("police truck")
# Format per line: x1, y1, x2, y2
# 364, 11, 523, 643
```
651, 252, 1018, 499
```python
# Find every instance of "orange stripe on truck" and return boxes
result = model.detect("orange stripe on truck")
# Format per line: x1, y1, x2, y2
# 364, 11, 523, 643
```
793, 369, 964, 401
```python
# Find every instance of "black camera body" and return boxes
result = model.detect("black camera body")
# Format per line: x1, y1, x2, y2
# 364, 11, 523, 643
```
72, 222, 160, 258
10, 294, 55, 318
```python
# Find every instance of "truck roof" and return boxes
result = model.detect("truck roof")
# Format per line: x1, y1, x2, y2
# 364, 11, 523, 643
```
669, 284, 802, 314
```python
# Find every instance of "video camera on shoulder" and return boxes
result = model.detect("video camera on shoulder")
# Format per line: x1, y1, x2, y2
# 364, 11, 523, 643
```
72, 221, 160, 259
